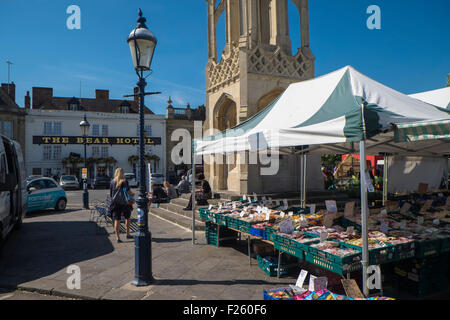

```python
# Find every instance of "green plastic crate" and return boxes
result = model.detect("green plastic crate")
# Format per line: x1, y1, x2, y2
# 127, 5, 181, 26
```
213, 213, 228, 227
265, 226, 277, 242
415, 239, 442, 258
199, 208, 210, 221
304, 240, 362, 275
257, 255, 296, 277
343, 241, 396, 265
226, 216, 240, 230
273, 240, 305, 259
391, 241, 416, 261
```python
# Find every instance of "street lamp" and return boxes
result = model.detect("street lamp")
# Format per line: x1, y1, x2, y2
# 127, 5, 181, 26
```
127, 8, 159, 287
79, 114, 90, 210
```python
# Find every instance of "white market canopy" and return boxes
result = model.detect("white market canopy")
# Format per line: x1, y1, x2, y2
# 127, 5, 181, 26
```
409, 86, 450, 110
195, 66, 450, 156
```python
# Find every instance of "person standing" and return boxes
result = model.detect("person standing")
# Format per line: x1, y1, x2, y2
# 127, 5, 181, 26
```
109, 168, 134, 243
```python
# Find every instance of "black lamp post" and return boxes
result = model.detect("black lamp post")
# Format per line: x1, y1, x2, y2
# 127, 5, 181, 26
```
127, 8, 160, 286
79, 115, 90, 209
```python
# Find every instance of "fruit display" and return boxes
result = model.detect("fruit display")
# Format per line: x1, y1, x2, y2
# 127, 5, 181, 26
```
309, 241, 360, 257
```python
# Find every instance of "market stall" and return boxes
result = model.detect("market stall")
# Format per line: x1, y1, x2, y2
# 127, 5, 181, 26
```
409, 86, 450, 110
192, 65, 450, 296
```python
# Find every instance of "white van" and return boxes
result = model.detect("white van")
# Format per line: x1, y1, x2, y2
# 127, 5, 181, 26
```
0, 135, 26, 246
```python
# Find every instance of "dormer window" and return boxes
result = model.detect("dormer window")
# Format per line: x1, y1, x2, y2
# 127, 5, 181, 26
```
68, 97, 80, 111
120, 101, 131, 114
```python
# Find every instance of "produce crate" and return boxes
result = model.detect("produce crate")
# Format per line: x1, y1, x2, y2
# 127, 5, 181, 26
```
205, 221, 238, 247
441, 236, 450, 254
265, 226, 277, 242
212, 213, 228, 227
263, 287, 294, 300
304, 240, 362, 275
340, 217, 362, 232
226, 216, 240, 230
273, 237, 305, 260
257, 255, 297, 277
250, 226, 267, 240
391, 241, 416, 261
415, 239, 442, 258
239, 220, 256, 234
343, 241, 396, 265
199, 208, 210, 221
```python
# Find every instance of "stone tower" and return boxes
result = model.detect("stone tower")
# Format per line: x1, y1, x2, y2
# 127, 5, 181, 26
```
204, 0, 316, 194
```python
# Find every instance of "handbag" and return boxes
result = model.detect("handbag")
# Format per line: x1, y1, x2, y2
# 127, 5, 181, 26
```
123, 187, 135, 206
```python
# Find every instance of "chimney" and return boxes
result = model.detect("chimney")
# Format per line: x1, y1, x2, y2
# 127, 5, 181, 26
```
32, 87, 53, 109
1, 82, 15, 102
25, 91, 31, 109
95, 89, 109, 101
133, 87, 139, 103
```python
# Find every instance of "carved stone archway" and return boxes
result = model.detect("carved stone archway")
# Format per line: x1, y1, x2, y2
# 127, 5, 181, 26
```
256, 87, 285, 113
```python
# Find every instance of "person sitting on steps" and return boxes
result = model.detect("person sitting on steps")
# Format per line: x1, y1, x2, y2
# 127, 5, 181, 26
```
184, 173, 212, 211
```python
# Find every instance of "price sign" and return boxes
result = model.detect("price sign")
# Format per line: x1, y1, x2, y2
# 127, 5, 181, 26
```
253, 193, 258, 201
283, 199, 289, 210
380, 221, 389, 234
323, 214, 335, 228
314, 277, 328, 291
417, 217, 424, 225
280, 212, 286, 218
262, 196, 267, 202
82, 168, 87, 180
420, 200, 433, 213
346, 226, 355, 234
248, 196, 252, 203
265, 211, 271, 221
296, 270, 308, 288
243, 194, 247, 201
325, 200, 338, 213
308, 275, 317, 292
320, 231, 328, 242
380, 209, 387, 216
208, 204, 213, 210
232, 202, 237, 209
279, 218, 294, 234
310, 204, 316, 214
288, 211, 294, 217
240, 211, 246, 218
275, 200, 280, 206
344, 202, 355, 217
400, 220, 407, 229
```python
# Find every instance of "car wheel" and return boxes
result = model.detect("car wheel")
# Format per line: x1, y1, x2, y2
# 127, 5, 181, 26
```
55, 198, 67, 211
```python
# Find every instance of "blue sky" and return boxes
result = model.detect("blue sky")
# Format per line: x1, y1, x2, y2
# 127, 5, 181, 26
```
0, 0, 449, 115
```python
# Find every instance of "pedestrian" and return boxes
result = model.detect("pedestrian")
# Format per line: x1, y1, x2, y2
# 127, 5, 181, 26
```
184, 173, 212, 210
164, 181, 178, 200
109, 168, 135, 243
176, 174, 190, 196
149, 183, 168, 204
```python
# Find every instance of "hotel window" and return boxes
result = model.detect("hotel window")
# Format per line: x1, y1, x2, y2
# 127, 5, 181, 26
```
92, 124, 99, 136
120, 106, 130, 114
137, 125, 152, 137
43, 146, 52, 160
53, 146, 62, 160
44, 122, 52, 135
92, 146, 100, 158
44, 168, 52, 177
53, 122, 62, 135
102, 125, 108, 137
32, 168, 42, 176
101, 146, 109, 158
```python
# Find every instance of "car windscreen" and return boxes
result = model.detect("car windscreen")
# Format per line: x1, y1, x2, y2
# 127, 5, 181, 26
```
62, 176, 77, 181
125, 174, 135, 179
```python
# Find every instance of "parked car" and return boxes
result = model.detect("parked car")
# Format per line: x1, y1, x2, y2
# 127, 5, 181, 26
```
0, 135, 27, 244
26, 177, 67, 213
92, 176, 111, 190
59, 175, 80, 190
150, 173, 165, 186
125, 173, 138, 188
25, 175, 42, 183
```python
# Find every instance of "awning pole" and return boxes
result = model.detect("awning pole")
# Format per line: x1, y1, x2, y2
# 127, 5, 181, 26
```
360, 140, 369, 297
300, 152, 304, 208
446, 156, 449, 191
302, 153, 307, 208
192, 145, 196, 245
382, 155, 389, 206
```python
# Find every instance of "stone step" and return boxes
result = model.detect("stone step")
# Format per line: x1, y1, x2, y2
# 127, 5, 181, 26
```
171, 197, 223, 207
149, 206, 206, 231
159, 201, 204, 219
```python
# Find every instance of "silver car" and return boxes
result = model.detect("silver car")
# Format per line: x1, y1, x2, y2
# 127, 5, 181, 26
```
59, 175, 80, 190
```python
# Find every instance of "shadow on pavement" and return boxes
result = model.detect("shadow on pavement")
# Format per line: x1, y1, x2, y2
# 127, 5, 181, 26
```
0, 220, 114, 288
24, 209, 80, 219
153, 279, 290, 286
152, 238, 192, 243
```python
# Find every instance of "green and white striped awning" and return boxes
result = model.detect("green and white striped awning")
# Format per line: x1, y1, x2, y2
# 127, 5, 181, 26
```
395, 120, 450, 142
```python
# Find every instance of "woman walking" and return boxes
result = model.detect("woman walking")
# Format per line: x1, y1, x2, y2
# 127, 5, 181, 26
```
109, 168, 135, 243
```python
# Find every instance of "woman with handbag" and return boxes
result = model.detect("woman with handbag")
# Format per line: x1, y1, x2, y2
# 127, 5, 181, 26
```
109, 168, 135, 243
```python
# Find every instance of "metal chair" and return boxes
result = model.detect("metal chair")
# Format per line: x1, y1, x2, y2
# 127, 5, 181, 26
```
91, 195, 113, 234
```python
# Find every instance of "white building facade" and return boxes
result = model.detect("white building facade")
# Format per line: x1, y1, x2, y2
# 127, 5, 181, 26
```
25, 109, 166, 182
